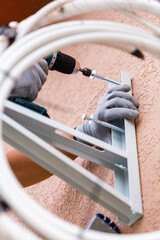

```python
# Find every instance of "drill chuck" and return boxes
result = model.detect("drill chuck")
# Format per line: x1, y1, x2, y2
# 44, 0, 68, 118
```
45, 51, 77, 74
79, 67, 92, 77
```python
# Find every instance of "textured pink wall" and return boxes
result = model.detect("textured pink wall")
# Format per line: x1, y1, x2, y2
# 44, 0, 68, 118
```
6, 10, 160, 234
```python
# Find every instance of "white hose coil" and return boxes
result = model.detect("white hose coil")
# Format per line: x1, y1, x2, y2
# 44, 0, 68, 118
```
0, 0, 160, 239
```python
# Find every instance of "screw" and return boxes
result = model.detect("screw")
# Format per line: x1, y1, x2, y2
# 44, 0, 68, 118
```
82, 113, 125, 134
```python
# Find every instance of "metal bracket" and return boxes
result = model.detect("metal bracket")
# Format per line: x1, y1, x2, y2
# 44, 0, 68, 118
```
3, 71, 142, 226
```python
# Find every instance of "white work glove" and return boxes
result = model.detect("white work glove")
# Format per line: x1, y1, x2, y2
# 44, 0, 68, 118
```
76, 84, 139, 144
10, 59, 48, 101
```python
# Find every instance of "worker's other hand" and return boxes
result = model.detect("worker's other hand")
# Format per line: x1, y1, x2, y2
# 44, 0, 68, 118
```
76, 84, 139, 144
10, 59, 48, 101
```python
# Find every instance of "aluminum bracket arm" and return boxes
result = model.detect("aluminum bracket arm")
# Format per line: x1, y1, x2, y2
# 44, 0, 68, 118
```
3, 71, 142, 226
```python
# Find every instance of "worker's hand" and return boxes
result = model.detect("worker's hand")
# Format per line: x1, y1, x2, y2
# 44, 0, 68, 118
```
76, 84, 139, 144
10, 59, 48, 101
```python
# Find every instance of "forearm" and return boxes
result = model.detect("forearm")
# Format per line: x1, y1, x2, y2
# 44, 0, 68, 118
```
7, 133, 77, 188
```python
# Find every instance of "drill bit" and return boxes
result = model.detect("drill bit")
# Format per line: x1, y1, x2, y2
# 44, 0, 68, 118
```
79, 68, 121, 85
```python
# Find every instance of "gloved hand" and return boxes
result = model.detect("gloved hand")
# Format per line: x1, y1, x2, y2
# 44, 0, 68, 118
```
76, 84, 139, 144
10, 59, 48, 101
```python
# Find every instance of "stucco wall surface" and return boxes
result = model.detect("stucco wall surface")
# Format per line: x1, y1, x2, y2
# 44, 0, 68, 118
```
5, 10, 160, 235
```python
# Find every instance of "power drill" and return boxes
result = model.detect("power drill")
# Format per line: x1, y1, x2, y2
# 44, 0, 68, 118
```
8, 97, 50, 117
9, 51, 81, 117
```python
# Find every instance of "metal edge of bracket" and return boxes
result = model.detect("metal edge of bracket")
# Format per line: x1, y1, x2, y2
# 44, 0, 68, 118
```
113, 71, 142, 225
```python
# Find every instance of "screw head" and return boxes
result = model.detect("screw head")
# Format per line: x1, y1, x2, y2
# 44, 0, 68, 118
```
90, 70, 96, 80
82, 113, 87, 120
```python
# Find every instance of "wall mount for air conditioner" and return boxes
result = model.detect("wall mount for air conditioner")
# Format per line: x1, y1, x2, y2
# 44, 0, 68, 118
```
3, 71, 142, 226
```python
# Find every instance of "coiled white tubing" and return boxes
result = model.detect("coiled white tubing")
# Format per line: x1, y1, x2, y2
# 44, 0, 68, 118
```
0, 0, 160, 239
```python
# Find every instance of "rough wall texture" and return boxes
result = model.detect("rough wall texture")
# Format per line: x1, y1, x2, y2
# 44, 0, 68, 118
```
5, 9, 160, 234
